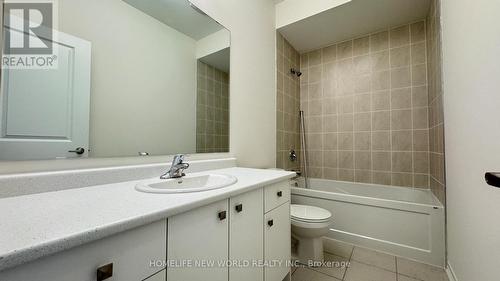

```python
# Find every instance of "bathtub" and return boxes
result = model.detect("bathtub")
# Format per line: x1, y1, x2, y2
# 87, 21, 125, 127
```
291, 178, 445, 267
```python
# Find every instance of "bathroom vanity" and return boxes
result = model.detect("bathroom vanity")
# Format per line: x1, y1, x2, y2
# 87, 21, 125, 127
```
0, 167, 294, 281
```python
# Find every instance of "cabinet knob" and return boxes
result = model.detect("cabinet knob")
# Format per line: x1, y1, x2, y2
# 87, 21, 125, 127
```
277, 191, 283, 197
97, 263, 113, 281
218, 211, 227, 221
235, 204, 243, 213
268, 219, 274, 227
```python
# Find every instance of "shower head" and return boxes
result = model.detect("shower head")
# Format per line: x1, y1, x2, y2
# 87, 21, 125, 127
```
290, 68, 302, 78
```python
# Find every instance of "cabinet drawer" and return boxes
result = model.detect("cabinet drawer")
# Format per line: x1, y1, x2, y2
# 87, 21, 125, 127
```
264, 180, 290, 213
0, 220, 167, 281
264, 203, 290, 281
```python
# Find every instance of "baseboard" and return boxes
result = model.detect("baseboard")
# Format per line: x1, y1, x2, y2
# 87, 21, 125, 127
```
446, 262, 458, 281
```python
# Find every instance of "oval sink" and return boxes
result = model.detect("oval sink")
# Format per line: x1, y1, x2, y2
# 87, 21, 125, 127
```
135, 174, 238, 194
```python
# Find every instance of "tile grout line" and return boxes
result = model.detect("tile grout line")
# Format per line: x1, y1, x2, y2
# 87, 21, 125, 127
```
348, 253, 400, 274
395, 255, 399, 281
335, 45, 340, 180
369, 35, 374, 184
342, 246, 355, 280
409, 30, 415, 188
388, 26, 394, 186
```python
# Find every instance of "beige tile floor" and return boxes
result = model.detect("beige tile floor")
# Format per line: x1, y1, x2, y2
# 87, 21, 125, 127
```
291, 242, 449, 281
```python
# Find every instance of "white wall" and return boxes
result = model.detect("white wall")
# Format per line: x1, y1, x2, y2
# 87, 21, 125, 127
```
196, 29, 230, 59
59, 0, 197, 158
190, 0, 277, 168
275, 0, 351, 28
441, 0, 500, 280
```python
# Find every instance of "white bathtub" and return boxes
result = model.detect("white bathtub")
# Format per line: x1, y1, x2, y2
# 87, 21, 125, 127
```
291, 178, 445, 267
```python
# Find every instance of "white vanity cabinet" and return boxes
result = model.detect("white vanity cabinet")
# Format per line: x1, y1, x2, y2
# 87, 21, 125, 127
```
0, 180, 291, 281
167, 180, 291, 281
167, 188, 264, 281
0, 220, 167, 281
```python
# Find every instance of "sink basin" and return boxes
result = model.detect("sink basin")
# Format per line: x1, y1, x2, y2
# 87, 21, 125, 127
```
135, 174, 238, 194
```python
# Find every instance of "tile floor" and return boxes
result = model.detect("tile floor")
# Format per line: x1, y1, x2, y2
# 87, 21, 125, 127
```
291, 241, 449, 281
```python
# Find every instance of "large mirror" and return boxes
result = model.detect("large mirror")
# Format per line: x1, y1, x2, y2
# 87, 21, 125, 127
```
0, 0, 230, 161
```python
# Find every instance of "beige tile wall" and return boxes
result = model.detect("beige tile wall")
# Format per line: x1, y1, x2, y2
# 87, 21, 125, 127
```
196, 61, 230, 153
299, 21, 431, 188
276, 32, 301, 170
427, 0, 446, 204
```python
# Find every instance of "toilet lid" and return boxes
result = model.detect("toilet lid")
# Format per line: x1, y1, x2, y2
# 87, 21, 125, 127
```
291, 204, 332, 222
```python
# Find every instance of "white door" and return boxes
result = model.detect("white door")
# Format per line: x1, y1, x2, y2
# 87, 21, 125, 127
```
167, 200, 229, 281
229, 188, 264, 281
441, 0, 500, 280
0, 28, 91, 160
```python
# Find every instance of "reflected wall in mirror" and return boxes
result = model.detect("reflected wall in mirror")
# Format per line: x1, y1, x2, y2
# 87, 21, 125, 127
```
0, 0, 230, 161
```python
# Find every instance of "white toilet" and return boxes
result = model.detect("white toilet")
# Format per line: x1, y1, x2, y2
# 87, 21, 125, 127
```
291, 204, 332, 263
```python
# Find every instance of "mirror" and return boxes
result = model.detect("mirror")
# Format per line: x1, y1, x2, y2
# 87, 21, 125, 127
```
0, 0, 230, 161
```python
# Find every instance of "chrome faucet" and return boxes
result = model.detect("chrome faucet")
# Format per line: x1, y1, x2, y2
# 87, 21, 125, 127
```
160, 154, 190, 179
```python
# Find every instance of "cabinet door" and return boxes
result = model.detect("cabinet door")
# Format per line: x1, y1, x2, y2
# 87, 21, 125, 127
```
264, 203, 291, 281
167, 200, 229, 281
0, 220, 166, 281
229, 188, 264, 281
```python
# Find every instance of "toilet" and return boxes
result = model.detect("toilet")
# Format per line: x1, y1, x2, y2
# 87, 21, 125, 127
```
291, 204, 332, 263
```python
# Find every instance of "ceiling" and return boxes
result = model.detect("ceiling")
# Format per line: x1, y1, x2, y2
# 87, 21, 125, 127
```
278, 0, 431, 53
200, 47, 230, 73
123, 0, 225, 40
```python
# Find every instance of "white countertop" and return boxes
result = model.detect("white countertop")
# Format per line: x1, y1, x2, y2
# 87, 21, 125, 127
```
0, 167, 295, 271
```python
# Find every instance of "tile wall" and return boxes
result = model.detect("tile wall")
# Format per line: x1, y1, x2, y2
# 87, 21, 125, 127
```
427, 0, 446, 204
299, 21, 431, 188
276, 32, 301, 170
196, 61, 230, 153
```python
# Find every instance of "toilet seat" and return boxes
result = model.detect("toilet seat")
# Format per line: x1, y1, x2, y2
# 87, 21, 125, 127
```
291, 204, 332, 223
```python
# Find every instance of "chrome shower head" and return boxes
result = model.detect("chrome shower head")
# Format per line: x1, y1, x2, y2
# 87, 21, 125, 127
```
291, 68, 302, 77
